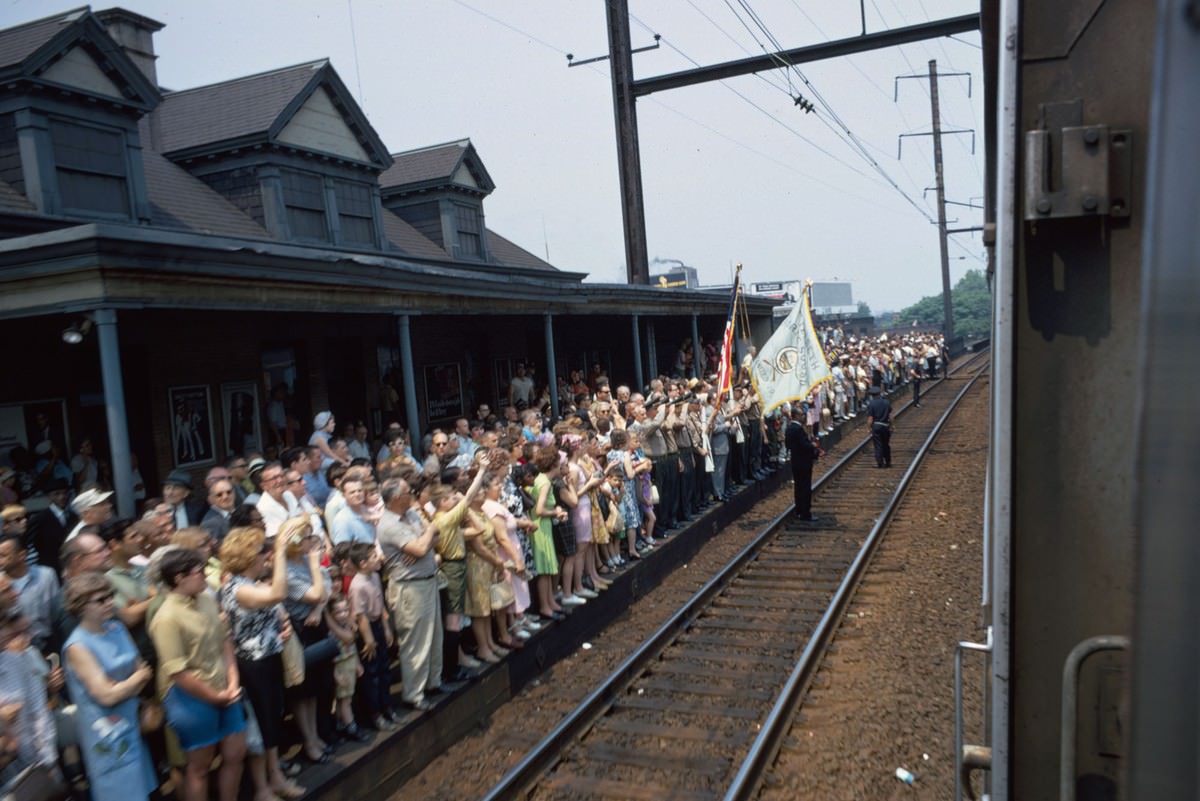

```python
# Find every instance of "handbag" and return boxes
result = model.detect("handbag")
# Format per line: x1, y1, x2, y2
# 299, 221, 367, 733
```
281, 631, 306, 688
605, 500, 624, 535
489, 579, 515, 611
649, 485, 660, 505
6, 764, 69, 801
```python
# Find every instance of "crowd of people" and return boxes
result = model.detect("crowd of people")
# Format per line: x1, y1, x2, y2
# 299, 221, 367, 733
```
0, 327, 945, 801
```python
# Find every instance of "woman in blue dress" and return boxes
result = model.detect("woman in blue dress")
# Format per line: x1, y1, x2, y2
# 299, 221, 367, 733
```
62, 572, 157, 801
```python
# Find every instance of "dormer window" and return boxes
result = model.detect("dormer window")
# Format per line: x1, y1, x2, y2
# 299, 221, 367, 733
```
281, 168, 329, 242
453, 202, 482, 259
50, 118, 131, 218
334, 179, 375, 246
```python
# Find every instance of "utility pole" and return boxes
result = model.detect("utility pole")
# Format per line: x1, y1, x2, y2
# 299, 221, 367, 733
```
928, 59, 954, 343
605, 0, 650, 285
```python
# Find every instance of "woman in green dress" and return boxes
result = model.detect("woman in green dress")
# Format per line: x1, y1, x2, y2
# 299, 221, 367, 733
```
530, 446, 566, 620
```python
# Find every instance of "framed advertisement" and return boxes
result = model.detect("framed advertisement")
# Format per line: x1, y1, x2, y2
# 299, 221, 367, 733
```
424, 362, 463, 422
493, 358, 513, 408
220, 381, 262, 458
168, 385, 215, 467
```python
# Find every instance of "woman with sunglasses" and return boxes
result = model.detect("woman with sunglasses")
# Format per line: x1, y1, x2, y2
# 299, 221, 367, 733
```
63, 572, 156, 801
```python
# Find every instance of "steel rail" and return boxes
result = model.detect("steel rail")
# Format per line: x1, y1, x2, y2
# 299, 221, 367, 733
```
478, 352, 988, 801
722, 365, 988, 801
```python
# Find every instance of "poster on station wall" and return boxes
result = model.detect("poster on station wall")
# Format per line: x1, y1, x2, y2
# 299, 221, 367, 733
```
424, 363, 463, 422
221, 381, 262, 459
168, 385, 215, 467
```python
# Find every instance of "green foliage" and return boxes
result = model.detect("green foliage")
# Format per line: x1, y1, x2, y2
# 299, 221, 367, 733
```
857, 300, 872, 316
891, 270, 991, 339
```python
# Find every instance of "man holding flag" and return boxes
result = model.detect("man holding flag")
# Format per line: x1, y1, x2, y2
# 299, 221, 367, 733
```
751, 281, 833, 521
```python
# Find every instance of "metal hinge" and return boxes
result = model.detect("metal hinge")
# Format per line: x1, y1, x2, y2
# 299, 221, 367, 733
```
1024, 101, 1132, 221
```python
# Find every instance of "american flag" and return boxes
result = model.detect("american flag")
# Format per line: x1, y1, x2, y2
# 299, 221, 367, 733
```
715, 269, 741, 401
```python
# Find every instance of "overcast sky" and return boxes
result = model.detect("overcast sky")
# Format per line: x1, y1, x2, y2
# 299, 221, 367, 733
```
5, 0, 986, 312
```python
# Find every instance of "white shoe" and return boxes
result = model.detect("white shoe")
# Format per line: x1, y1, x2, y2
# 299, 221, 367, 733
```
521, 619, 543, 632
561, 595, 587, 606
576, 588, 598, 599
514, 628, 532, 640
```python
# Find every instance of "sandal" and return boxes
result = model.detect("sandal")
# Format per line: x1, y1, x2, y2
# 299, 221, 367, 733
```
272, 782, 306, 800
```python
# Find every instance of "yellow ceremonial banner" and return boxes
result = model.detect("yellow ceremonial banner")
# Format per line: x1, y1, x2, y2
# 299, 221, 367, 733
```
750, 285, 832, 414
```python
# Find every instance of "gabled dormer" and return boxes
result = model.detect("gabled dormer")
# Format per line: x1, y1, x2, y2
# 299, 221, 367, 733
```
379, 139, 496, 262
0, 7, 161, 221
153, 60, 393, 249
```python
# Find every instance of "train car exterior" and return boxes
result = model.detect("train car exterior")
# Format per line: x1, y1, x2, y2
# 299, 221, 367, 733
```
979, 0, 1196, 798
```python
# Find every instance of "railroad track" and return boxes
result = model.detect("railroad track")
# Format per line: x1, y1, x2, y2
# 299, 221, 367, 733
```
478, 354, 990, 801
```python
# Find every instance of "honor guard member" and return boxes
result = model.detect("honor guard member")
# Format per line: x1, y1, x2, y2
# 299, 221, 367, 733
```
866, 386, 893, 468
784, 406, 820, 522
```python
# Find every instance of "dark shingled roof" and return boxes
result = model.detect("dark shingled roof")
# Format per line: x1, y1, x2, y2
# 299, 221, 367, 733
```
139, 131, 270, 238
379, 209, 449, 261
0, 7, 83, 70
155, 60, 325, 155
486, 230, 556, 272
379, 140, 468, 189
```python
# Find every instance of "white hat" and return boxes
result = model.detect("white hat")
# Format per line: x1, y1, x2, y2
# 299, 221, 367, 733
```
71, 488, 113, 514
34, 441, 53, 456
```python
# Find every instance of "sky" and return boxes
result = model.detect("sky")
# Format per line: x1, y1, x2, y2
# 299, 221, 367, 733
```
3, 0, 987, 312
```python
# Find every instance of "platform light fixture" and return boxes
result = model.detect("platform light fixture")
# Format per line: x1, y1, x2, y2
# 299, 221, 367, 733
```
61, 316, 93, 345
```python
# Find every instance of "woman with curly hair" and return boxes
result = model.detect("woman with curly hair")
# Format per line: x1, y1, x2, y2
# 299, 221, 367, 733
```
218, 526, 304, 801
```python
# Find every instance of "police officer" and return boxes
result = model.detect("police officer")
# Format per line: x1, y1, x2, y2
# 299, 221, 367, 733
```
784, 406, 820, 521
866, 385, 893, 468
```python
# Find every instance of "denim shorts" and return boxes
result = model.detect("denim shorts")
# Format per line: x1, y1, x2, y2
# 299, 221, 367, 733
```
164, 685, 246, 751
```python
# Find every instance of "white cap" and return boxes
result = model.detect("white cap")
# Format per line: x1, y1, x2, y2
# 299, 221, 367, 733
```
71, 488, 113, 514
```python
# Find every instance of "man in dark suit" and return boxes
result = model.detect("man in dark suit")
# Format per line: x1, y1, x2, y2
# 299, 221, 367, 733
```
162, 470, 207, 530
26, 478, 77, 574
200, 479, 236, 543
785, 406, 820, 522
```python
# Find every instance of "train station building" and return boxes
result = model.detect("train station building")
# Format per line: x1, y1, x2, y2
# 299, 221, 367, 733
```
0, 6, 777, 515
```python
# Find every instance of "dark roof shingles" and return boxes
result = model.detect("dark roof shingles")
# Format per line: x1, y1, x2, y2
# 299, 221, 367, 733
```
155, 61, 323, 155
379, 141, 465, 189
380, 210, 448, 260
486, 230, 557, 272
0, 8, 82, 70
139, 121, 270, 238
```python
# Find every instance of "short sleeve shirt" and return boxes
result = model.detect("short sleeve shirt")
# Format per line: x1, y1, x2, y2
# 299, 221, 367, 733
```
284, 560, 329, 621
219, 575, 284, 661
377, 508, 435, 581
433, 501, 469, 562
348, 573, 384, 621
149, 591, 228, 698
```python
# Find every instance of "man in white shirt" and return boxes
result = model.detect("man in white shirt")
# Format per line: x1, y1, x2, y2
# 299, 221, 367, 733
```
509, 362, 534, 408
348, 424, 372, 462
255, 462, 302, 539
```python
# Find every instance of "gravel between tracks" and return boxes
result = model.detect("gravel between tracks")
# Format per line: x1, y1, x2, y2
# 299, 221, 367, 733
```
761, 373, 989, 801
391, 374, 983, 801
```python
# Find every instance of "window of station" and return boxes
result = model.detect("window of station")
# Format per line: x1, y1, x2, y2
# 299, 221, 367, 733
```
281, 169, 330, 242
49, 119, 130, 218
453, 202, 482, 259
334, 179, 375, 247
